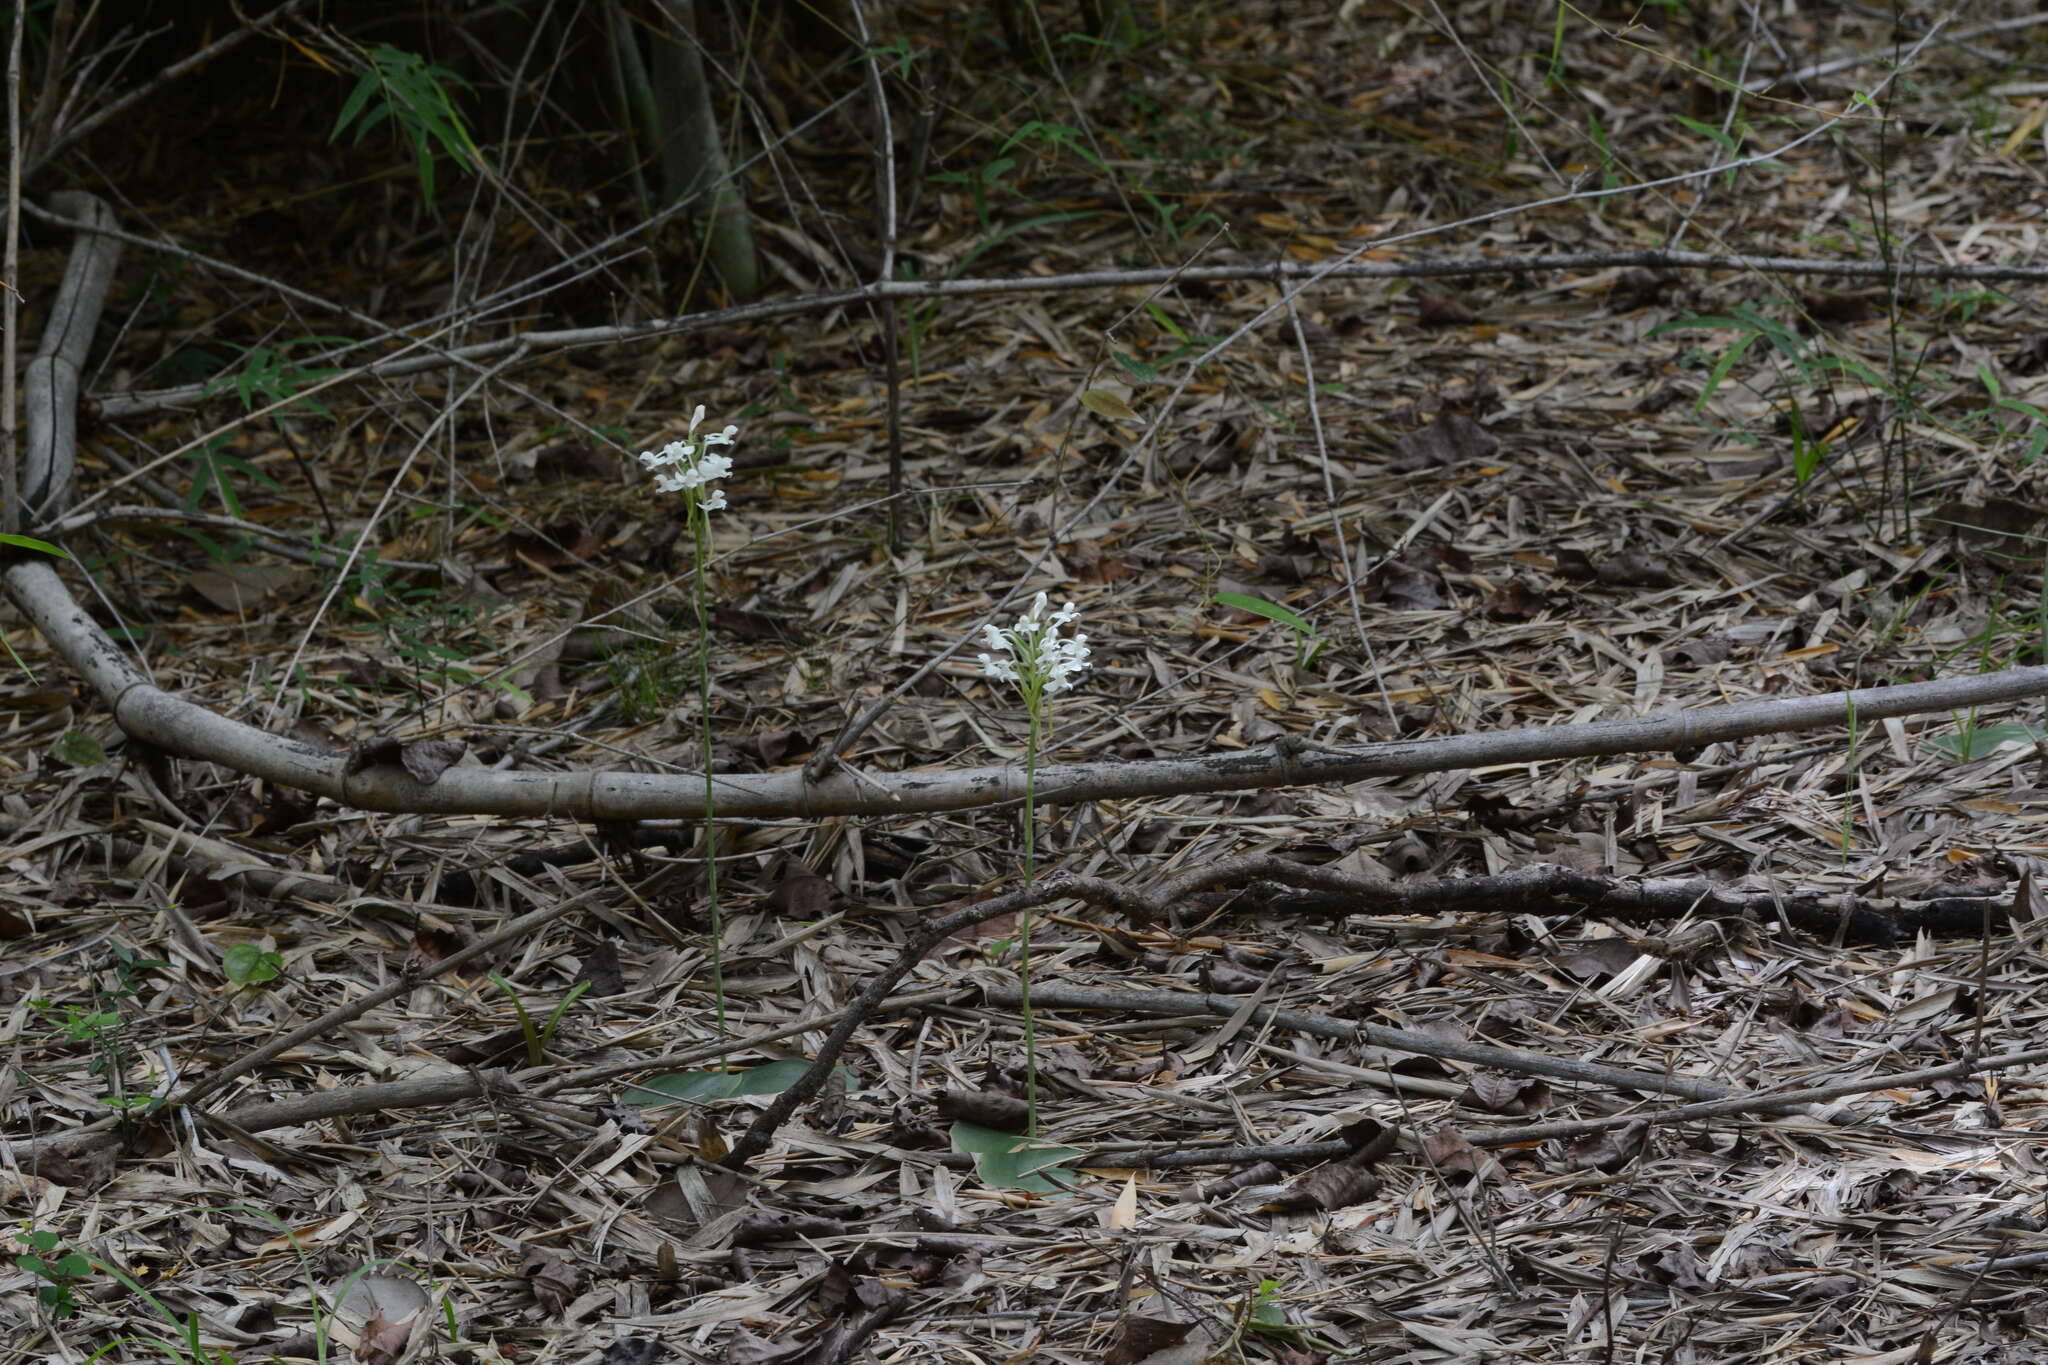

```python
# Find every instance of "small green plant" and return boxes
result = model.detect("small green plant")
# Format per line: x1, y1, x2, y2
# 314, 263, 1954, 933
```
223, 943, 285, 988
181, 434, 281, 521
202, 336, 349, 419
1247, 1277, 1294, 1336
1584, 112, 1622, 193
331, 43, 486, 208
1974, 364, 2048, 464
14, 1224, 96, 1319
349, 555, 527, 712
606, 634, 689, 723
1928, 714, 2043, 763
489, 974, 591, 1065
1649, 304, 1886, 492
1215, 591, 1324, 670
37, 1000, 124, 1046
929, 155, 1018, 235
34, 943, 168, 1114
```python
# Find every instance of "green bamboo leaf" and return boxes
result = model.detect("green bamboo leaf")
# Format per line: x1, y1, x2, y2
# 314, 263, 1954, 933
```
0, 533, 67, 557
1694, 330, 1756, 412
1214, 591, 1313, 635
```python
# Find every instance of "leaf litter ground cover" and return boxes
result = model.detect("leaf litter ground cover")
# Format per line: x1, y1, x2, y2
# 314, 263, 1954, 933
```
10, 4, 2048, 1362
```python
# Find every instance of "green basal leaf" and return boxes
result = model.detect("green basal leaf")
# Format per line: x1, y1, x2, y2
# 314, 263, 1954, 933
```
628, 1060, 845, 1106
950, 1121, 1083, 1192
223, 942, 283, 986
1214, 591, 1313, 635
1113, 351, 1159, 383
1928, 722, 2045, 763
52, 731, 107, 766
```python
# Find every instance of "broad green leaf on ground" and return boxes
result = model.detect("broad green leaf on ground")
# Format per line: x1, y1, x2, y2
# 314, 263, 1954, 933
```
627, 1060, 844, 1105
951, 1121, 1083, 1192
52, 731, 107, 766
1927, 722, 2046, 763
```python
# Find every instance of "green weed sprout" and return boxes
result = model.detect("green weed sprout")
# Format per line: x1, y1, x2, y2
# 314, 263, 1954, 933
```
330, 43, 485, 208
1215, 591, 1324, 670
14, 1224, 95, 1318
489, 974, 591, 1065
979, 591, 1091, 1134
637, 407, 738, 1046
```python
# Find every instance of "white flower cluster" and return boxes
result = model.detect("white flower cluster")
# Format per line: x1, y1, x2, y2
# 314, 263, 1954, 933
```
979, 591, 1091, 698
638, 405, 738, 510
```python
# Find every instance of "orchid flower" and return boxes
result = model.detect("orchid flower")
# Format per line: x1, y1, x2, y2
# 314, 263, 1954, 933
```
638, 405, 738, 509
978, 592, 1092, 702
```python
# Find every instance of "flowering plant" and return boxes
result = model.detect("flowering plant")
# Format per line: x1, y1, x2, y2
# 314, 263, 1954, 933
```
638, 406, 737, 508
979, 590, 1091, 1133
638, 404, 739, 1044
978, 592, 1091, 704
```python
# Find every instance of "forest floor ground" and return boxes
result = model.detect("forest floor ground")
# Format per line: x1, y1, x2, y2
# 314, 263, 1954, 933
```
12, 3, 2048, 1362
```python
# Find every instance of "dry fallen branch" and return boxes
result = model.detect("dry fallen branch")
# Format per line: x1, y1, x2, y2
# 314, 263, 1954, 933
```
11, 547, 2048, 820
1117, 1041, 2048, 1170
19, 193, 2048, 833
1231, 856, 2012, 946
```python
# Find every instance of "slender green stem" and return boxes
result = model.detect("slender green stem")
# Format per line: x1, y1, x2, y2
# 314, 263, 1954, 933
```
690, 499, 724, 1049
1021, 698, 1041, 1135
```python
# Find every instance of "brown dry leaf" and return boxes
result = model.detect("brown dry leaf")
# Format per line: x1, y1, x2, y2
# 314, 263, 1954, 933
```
1664, 635, 1733, 667
1481, 579, 1548, 620
577, 938, 627, 996
1415, 289, 1477, 327
354, 1312, 414, 1365
185, 564, 305, 613
1594, 547, 1675, 588
1420, 1125, 1505, 1183
732, 1211, 847, 1247
1199, 959, 1265, 994
518, 1250, 582, 1313
1801, 289, 1879, 324
1103, 1317, 1196, 1365
1555, 939, 1641, 983
1390, 412, 1498, 471
933, 1088, 1029, 1132
1566, 1120, 1650, 1173
1268, 1160, 1382, 1213
692, 1110, 730, 1163
768, 861, 847, 918
343, 736, 466, 784
1460, 1072, 1551, 1116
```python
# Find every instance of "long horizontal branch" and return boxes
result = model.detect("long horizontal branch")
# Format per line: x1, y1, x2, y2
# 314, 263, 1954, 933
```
80, 245, 2048, 419
8, 550, 2044, 820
